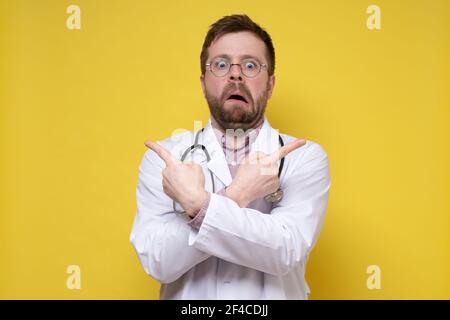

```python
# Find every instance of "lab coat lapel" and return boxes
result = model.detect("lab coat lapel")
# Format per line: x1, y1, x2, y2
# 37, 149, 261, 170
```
200, 120, 233, 187
250, 117, 281, 156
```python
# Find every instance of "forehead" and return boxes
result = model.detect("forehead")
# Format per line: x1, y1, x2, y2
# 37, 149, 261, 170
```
208, 31, 267, 61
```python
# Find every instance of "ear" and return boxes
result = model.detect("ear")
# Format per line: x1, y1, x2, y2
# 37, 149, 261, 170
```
266, 74, 275, 99
200, 74, 206, 97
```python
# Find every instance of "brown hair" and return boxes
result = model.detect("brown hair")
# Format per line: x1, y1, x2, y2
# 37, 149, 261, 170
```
200, 14, 275, 76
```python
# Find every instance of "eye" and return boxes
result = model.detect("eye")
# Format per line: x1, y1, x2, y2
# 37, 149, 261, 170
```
214, 59, 228, 70
244, 60, 257, 70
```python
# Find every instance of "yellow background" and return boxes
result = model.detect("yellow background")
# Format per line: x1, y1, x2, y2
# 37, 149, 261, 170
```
1, 0, 449, 299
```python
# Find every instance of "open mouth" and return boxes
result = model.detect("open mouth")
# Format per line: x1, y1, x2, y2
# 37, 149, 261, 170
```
226, 94, 248, 104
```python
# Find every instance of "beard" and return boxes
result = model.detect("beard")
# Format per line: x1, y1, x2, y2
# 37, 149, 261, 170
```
205, 81, 270, 131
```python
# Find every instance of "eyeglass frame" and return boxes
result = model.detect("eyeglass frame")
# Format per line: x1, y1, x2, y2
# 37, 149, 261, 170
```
205, 57, 268, 78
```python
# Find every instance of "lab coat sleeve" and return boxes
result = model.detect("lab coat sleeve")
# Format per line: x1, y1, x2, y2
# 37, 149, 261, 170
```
188, 142, 330, 276
130, 148, 211, 284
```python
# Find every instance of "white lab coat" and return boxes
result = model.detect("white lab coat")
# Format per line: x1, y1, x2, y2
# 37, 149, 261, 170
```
130, 117, 330, 299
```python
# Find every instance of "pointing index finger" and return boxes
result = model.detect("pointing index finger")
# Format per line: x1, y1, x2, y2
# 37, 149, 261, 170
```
144, 140, 179, 166
270, 138, 306, 161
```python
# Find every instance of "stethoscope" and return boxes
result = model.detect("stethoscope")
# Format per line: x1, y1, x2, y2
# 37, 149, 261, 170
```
173, 128, 285, 212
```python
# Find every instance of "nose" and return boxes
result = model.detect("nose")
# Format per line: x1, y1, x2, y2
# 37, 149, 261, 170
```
228, 64, 243, 82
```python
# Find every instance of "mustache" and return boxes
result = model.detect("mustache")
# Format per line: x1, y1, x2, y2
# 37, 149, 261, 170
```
220, 83, 253, 103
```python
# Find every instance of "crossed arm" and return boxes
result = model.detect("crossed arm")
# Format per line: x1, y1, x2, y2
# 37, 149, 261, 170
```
130, 138, 330, 283
143, 138, 306, 216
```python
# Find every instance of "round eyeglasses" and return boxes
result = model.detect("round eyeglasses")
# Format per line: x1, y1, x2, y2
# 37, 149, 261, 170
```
206, 57, 267, 78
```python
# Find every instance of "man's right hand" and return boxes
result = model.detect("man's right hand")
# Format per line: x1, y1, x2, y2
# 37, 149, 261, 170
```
225, 139, 307, 207
144, 140, 208, 217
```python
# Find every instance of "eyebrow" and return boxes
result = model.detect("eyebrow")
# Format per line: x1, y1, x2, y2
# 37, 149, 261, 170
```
210, 54, 263, 62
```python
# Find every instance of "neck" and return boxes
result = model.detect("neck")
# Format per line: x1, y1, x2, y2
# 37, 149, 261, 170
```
210, 116, 264, 134
210, 116, 264, 150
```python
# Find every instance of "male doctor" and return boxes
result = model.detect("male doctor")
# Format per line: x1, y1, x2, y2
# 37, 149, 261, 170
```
130, 14, 330, 299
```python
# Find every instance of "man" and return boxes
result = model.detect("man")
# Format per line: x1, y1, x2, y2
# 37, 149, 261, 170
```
130, 14, 330, 299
